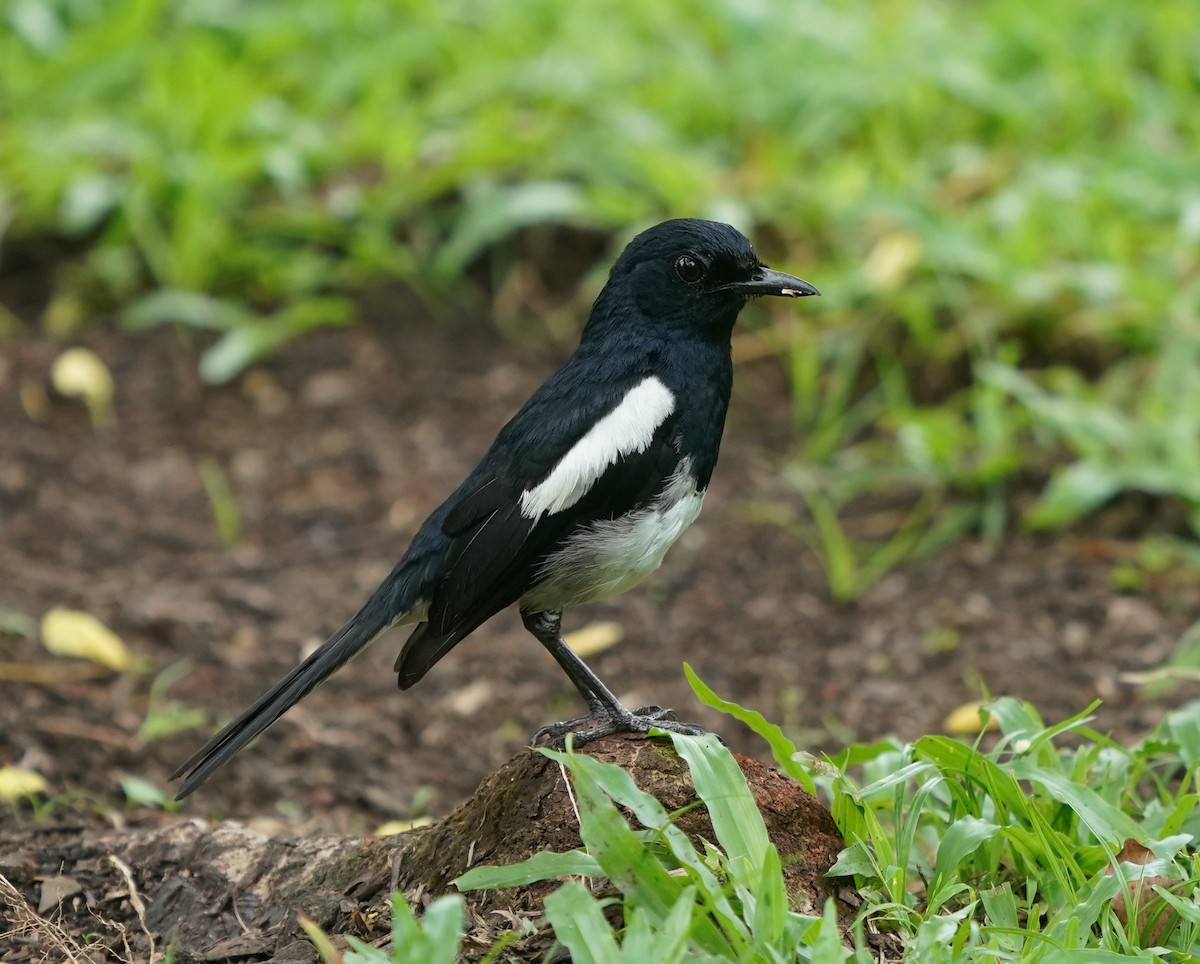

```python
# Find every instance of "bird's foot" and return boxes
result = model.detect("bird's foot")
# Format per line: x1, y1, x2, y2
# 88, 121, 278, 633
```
530, 704, 707, 747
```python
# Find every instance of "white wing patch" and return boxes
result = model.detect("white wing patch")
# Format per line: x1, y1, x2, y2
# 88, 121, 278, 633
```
519, 376, 675, 520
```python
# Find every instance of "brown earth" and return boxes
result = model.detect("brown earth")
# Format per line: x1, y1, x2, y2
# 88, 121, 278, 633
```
2, 293, 1198, 846
0, 734, 864, 963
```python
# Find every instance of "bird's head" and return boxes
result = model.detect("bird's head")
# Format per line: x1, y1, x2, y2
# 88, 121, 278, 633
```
589, 218, 818, 341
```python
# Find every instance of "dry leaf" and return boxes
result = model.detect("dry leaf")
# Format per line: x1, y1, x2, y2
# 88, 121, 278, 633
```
863, 231, 922, 291
19, 378, 50, 422
1107, 837, 1182, 945
1110, 874, 1180, 943
374, 817, 432, 836
40, 608, 133, 671
563, 621, 625, 658
37, 875, 83, 914
943, 700, 998, 735
0, 766, 49, 799
443, 680, 493, 716
41, 293, 85, 338
1113, 838, 1155, 867
50, 346, 115, 426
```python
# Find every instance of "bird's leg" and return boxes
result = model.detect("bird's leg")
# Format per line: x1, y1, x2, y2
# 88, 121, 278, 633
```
520, 609, 620, 715
520, 608, 706, 745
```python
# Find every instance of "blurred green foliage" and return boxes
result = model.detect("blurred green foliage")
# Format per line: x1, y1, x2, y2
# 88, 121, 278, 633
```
2, 0, 1198, 561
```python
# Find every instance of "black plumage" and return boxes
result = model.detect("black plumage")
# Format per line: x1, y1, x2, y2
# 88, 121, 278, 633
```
172, 218, 817, 798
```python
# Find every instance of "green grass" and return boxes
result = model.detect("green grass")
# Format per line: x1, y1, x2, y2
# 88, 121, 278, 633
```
3, 0, 1198, 587
303, 670, 1200, 961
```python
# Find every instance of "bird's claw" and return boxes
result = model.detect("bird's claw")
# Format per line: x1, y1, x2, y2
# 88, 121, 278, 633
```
530, 705, 706, 747
631, 704, 672, 719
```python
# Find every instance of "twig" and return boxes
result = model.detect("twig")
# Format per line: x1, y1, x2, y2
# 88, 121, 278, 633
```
107, 855, 157, 963
0, 872, 103, 964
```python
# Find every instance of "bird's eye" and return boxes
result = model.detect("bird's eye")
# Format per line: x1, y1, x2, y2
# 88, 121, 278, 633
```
674, 254, 705, 284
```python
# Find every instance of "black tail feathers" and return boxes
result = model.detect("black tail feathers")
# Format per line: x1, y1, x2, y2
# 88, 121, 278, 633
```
393, 622, 468, 690
171, 538, 448, 798
171, 607, 389, 798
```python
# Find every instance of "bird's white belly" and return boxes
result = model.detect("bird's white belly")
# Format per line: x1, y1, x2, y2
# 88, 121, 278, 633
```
521, 472, 705, 612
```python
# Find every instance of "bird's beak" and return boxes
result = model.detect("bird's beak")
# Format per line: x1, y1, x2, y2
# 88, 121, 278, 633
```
722, 266, 820, 298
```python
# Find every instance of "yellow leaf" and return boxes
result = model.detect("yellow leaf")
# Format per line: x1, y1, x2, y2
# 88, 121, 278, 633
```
19, 379, 50, 422
41, 608, 133, 672
564, 621, 625, 658
374, 817, 432, 836
943, 700, 998, 735
42, 293, 85, 338
863, 231, 922, 291
50, 347, 115, 427
0, 766, 49, 799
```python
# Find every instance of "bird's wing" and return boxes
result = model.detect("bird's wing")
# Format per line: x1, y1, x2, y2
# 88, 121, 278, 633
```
394, 373, 683, 685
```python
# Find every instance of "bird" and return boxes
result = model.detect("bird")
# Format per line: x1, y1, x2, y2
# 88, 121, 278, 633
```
171, 218, 818, 798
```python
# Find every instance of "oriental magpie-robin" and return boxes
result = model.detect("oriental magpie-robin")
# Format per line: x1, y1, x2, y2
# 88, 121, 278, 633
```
172, 218, 817, 797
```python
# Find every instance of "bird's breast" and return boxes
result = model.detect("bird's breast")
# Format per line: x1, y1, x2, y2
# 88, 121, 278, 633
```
520, 465, 705, 612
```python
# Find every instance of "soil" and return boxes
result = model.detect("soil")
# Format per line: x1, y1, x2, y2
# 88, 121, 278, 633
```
2, 291, 1198, 847
0, 734, 864, 963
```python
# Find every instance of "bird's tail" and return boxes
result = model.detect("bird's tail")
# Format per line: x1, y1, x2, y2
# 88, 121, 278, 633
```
170, 579, 414, 799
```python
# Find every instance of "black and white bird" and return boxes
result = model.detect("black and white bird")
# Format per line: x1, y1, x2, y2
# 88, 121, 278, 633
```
172, 218, 818, 798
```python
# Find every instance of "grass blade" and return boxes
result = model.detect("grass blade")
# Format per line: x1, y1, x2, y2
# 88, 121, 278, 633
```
684, 664, 817, 793
542, 880, 621, 964
455, 849, 601, 890
669, 732, 771, 884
